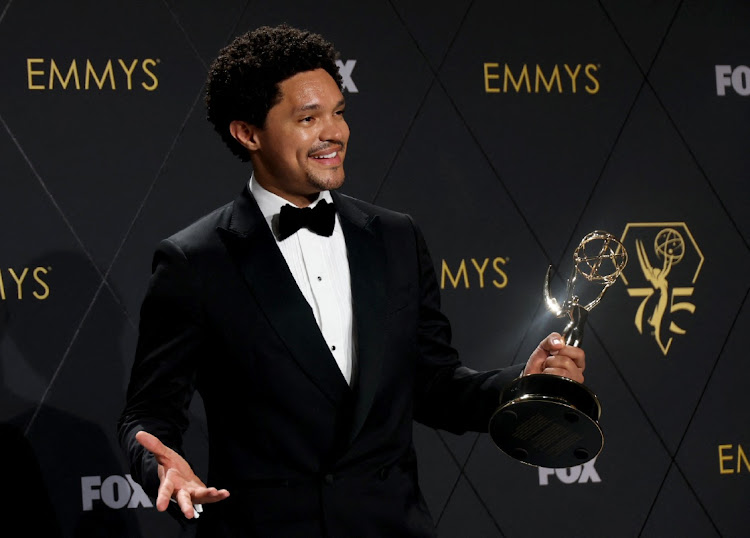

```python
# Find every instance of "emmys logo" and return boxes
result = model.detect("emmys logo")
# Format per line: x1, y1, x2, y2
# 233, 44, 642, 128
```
81, 474, 152, 511
483, 63, 600, 94
440, 257, 509, 290
619, 223, 704, 355
715, 65, 750, 96
0, 266, 50, 300
335, 59, 358, 93
538, 457, 601, 485
718, 444, 750, 475
26, 58, 159, 91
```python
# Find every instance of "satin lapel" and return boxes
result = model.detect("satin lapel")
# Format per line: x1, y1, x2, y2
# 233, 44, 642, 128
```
332, 192, 386, 444
217, 187, 350, 405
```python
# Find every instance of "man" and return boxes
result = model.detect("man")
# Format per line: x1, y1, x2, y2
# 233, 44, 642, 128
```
118, 24, 585, 537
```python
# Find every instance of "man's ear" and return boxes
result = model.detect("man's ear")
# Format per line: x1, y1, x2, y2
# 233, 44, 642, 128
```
229, 120, 261, 151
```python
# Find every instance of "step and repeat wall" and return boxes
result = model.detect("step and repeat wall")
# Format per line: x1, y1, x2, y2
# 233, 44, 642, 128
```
1, 1, 748, 536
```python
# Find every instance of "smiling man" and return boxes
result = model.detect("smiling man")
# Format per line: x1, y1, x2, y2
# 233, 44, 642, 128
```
118, 24, 585, 537
229, 67, 349, 205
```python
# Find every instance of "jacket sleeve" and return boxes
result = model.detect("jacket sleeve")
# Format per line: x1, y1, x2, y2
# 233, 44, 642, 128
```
117, 238, 207, 498
409, 218, 522, 434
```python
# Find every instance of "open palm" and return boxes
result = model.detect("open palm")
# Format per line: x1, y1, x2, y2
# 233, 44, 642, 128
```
135, 430, 230, 519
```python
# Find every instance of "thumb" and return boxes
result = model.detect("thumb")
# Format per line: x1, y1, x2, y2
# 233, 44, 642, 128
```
540, 332, 564, 354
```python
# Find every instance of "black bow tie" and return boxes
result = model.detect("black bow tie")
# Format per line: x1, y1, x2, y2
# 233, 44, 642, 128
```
277, 199, 336, 240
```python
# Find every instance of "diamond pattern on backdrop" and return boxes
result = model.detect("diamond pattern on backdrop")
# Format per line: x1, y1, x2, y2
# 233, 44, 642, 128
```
599, 0, 683, 72
0, 0, 748, 536
390, 0, 475, 72
0, 125, 102, 426
377, 82, 550, 372
0, 1, 210, 272
586, 83, 750, 453
163, 0, 250, 68
649, 0, 750, 242
640, 465, 722, 538
439, 0, 646, 265
676, 297, 750, 538
466, 335, 671, 537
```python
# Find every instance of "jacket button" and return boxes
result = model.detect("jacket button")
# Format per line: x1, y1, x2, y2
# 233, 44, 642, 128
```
378, 467, 389, 480
324, 473, 334, 484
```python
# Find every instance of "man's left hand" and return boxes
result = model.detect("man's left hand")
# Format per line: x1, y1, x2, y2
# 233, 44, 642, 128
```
523, 332, 585, 383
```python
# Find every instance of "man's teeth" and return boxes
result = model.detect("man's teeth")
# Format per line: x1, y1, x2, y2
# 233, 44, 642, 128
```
313, 151, 337, 159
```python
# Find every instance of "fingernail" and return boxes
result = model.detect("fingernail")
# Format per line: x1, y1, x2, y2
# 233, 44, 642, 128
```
552, 338, 561, 346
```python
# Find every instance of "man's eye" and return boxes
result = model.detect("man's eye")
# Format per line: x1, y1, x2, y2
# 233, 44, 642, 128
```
336, 109, 345, 116
301, 116, 313, 123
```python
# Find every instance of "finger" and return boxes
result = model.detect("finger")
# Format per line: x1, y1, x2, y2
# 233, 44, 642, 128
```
155, 477, 175, 512
547, 356, 582, 376
175, 489, 197, 519
543, 355, 577, 370
558, 345, 586, 369
193, 488, 231, 504
523, 356, 546, 375
542, 367, 578, 380
542, 360, 584, 383
543, 367, 584, 383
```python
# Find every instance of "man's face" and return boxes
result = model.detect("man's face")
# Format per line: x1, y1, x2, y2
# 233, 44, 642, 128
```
249, 68, 349, 206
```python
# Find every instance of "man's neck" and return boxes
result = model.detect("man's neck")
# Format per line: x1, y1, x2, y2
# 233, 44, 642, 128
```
252, 175, 321, 208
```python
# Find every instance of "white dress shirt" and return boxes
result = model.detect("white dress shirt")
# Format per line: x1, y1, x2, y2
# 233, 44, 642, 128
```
250, 176, 355, 385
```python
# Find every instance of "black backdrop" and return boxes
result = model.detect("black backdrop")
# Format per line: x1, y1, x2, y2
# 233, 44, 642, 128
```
1, 1, 748, 536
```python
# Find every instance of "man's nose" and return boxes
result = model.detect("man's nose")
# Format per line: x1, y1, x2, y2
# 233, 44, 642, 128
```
320, 116, 348, 143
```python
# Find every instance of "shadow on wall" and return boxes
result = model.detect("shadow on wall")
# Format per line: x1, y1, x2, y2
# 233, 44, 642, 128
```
0, 250, 146, 537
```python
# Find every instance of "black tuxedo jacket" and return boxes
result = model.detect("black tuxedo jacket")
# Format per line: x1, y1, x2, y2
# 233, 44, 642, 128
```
118, 187, 521, 537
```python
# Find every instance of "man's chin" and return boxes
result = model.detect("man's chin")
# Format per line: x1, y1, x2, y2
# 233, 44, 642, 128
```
309, 173, 345, 192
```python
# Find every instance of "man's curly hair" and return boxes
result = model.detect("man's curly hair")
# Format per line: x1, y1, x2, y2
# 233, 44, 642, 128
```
205, 24, 343, 162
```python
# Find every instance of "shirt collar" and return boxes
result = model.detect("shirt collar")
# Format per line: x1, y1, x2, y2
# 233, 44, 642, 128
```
249, 174, 333, 218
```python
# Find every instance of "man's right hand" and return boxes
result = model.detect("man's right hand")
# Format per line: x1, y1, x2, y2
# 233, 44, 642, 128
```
135, 430, 230, 519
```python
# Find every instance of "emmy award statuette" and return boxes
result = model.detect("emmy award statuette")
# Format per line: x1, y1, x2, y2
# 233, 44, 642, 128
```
488, 231, 628, 468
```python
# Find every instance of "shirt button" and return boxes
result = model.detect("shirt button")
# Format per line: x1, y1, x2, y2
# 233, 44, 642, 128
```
331, 345, 336, 351
317, 276, 322, 281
